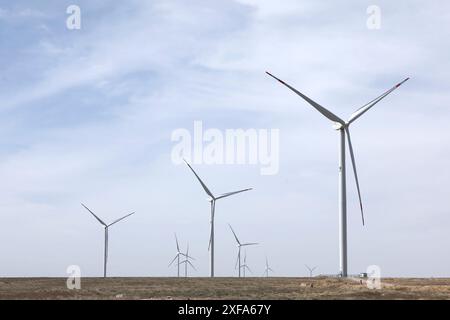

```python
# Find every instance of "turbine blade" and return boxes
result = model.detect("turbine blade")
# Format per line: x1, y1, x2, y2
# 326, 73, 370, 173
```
235, 252, 239, 270
228, 224, 241, 245
348, 78, 409, 124
168, 254, 178, 267
245, 265, 253, 274
174, 233, 181, 252
183, 159, 214, 198
81, 203, 107, 226
241, 242, 258, 247
345, 127, 365, 226
108, 212, 135, 227
216, 188, 252, 200
187, 260, 196, 271
185, 242, 195, 260
266, 71, 345, 124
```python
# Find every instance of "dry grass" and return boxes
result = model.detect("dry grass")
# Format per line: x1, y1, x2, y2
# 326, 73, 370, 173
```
0, 277, 449, 300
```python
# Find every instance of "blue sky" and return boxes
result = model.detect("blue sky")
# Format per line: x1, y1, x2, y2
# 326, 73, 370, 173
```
0, 0, 449, 277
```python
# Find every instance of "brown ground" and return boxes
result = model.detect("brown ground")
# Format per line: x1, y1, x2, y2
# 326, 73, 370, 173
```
0, 277, 449, 300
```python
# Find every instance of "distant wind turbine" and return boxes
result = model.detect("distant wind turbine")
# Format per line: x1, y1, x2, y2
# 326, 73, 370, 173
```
241, 252, 252, 278
81, 203, 135, 278
266, 71, 409, 277
179, 243, 196, 277
263, 257, 274, 278
229, 224, 258, 278
168, 233, 186, 277
184, 159, 252, 277
305, 264, 317, 278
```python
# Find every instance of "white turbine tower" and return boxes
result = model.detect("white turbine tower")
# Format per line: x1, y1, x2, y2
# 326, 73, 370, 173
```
228, 224, 258, 278
184, 159, 252, 277
305, 264, 317, 278
263, 257, 274, 278
179, 243, 196, 277
81, 203, 135, 278
168, 233, 186, 277
266, 72, 409, 277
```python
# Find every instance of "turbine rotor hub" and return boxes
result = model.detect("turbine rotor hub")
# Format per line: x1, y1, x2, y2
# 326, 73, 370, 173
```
333, 122, 345, 130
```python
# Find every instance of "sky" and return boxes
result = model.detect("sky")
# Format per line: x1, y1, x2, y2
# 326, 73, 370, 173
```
0, 0, 449, 278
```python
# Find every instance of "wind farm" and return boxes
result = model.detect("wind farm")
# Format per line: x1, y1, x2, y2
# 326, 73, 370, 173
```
2, 1, 450, 302
1, 70, 446, 301
1, 72, 448, 300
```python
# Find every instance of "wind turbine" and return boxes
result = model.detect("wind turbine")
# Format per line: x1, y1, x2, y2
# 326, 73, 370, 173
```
81, 203, 135, 278
241, 252, 252, 278
168, 233, 186, 277
229, 224, 258, 278
179, 243, 196, 277
305, 264, 317, 278
266, 72, 409, 277
184, 159, 252, 277
263, 256, 274, 278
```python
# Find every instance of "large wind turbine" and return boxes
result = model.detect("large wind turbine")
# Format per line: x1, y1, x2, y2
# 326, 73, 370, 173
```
184, 159, 252, 277
228, 224, 258, 278
266, 72, 409, 277
81, 203, 135, 278
168, 233, 187, 277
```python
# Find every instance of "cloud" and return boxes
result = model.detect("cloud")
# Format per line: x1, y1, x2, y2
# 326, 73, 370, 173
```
0, 7, 46, 21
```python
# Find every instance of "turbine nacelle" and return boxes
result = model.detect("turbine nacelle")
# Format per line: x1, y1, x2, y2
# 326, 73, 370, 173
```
333, 122, 345, 130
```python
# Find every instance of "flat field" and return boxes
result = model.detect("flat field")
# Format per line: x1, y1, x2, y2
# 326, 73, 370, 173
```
0, 277, 449, 300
